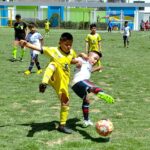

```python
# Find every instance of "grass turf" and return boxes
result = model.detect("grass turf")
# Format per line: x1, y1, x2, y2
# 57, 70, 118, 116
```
0, 28, 150, 150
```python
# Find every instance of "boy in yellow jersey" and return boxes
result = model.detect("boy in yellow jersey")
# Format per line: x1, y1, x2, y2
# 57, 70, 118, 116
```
85, 23, 102, 66
20, 33, 79, 134
44, 19, 50, 36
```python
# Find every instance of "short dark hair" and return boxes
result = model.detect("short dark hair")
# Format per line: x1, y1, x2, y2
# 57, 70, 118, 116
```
28, 22, 37, 28
89, 50, 102, 58
60, 32, 73, 41
15, 14, 21, 19
90, 23, 96, 29
125, 21, 128, 24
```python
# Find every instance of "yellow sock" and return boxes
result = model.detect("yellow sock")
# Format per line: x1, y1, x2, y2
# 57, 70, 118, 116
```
12, 46, 17, 59
42, 64, 55, 84
60, 106, 69, 125
20, 48, 25, 58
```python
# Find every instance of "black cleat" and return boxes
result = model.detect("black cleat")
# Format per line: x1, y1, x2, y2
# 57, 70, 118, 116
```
57, 125, 73, 134
39, 83, 47, 93
11, 58, 16, 62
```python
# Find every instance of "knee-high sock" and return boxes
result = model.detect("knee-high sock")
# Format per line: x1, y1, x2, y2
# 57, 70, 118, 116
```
35, 61, 41, 70
42, 66, 54, 84
12, 46, 17, 59
28, 62, 34, 71
60, 106, 69, 125
82, 101, 89, 121
20, 48, 25, 58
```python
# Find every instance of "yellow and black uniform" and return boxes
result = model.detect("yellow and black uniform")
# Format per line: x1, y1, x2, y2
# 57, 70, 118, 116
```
44, 21, 50, 33
42, 46, 76, 98
85, 33, 102, 66
40, 46, 76, 127
85, 33, 101, 52
14, 21, 27, 40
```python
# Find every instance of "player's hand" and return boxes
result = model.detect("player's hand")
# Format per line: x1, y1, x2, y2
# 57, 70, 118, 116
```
19, 40, 27, 47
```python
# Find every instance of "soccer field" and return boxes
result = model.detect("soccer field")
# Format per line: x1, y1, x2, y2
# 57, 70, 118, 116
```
0, 28, 150, 150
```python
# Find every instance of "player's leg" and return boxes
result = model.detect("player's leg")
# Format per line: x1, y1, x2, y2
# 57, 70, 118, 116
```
123, 36, 126, 47
72, 81, 93, 127
39, 62, 56, 93
82, 80, 114, 104
127, 36, 129, 47
35, 55, 42, 74
58, 93, 72, 134
12, 40, 18, 61
24, 53, 35, 75
20, 46, 25, 61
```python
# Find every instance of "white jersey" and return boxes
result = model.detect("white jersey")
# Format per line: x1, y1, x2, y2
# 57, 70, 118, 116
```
123, 26, 130, 36
72, 57, 92, 85
26, 31, 43, 55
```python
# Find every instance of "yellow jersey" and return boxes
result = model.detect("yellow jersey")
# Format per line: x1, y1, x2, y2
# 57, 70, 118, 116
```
85, 33, 101, 52
42, 47, 76, 97
45, 21, 50, 30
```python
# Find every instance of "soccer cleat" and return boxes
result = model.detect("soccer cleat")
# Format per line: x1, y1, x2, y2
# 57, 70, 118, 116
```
11, 58, 16, 62
36, 69, 42, 74
39, 83, 47, 93
97, 92, 114, 104
24, 70, 31, 75
57, 125, 73, 134
82, 120, 94, 128
19, 57, 23, 62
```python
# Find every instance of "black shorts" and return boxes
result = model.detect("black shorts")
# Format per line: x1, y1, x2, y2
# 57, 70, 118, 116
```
15, 34, 26, 41
123, 35, 129, 42
72, 80, 96, 100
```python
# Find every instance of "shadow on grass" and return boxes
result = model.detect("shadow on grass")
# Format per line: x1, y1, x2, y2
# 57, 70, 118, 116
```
17, 118, 109, 142
20, 121, 59, 137
68, 118, 110, 143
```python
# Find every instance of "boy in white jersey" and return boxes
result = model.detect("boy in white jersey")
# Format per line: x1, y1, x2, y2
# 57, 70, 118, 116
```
123, 21, 131, 48
24, 22, 43, 75
72, 51, 114, 127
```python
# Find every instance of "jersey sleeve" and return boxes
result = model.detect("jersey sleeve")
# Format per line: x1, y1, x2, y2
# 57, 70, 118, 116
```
42, 47, 56, 58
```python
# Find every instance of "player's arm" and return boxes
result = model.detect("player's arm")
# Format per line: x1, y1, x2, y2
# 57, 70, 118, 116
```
19, 40, 42, 51
129, 29, 131, 37
91, 66, 103, 73
78, 52, 88, 61
71, 58, 82, 68
85, 41, 89, 53
40, 38, 44, 47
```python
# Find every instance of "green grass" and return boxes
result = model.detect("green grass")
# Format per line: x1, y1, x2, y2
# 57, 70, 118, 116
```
0, 28, 150, 150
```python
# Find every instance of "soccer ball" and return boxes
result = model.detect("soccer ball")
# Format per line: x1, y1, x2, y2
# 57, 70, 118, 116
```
95, 119, 114, 137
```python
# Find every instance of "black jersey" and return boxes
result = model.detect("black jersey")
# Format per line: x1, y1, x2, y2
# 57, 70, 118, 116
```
14, 21, 27, 40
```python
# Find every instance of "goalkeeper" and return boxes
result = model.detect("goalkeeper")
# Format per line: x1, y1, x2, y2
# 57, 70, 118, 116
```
71, 51, 114, 128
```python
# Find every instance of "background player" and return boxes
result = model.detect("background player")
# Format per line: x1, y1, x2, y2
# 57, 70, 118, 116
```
85, 23, 102, 67
44, 19, 51, 36
24, 22, 43, 75
123, 21, 131, 48
11, 14, 27, 62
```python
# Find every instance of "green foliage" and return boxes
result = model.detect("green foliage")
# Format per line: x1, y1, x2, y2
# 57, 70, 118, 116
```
0, 28, 150, 150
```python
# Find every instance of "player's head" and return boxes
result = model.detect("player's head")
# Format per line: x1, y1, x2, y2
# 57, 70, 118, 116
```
28, 22, 37, 33
124, 21, 128, 26
90, 23, 97, 34
59, 32, 73, 54
88, 51, 102, 66
15, 14, 21, 22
